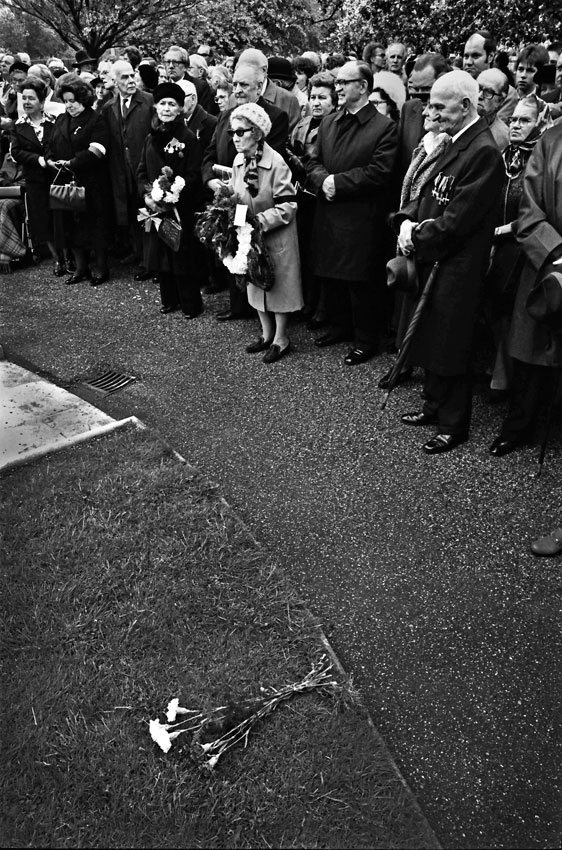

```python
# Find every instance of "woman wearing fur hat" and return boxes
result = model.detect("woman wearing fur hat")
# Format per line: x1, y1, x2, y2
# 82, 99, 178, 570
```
229, 102, 303, 362
137, 81, 204, 318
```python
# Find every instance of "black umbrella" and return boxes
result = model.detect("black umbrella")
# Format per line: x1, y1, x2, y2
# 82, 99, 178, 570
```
380, 259, 440, 410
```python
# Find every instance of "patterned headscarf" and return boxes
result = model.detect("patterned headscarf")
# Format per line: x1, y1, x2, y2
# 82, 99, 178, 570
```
503, 94, 553, 179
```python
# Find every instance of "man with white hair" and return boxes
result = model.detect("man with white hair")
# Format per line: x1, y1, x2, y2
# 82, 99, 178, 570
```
188, 54, 208, 80
476, 68, 509, 149
386, 42, 407, 80
177, 79, 217, 152
102, 59, 154, 268
396, 70, 504, 453
238, 47, 301, 131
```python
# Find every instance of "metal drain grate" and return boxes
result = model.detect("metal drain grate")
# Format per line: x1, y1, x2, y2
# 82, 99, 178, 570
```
81, 370, 136, 395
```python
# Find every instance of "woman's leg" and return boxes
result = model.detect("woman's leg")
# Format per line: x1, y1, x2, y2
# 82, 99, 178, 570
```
257, 310, 275, 342
272, 312, 290, 349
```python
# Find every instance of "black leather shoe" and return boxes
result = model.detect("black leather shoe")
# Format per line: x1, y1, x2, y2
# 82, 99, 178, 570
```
401, 411, 437, 426
489, 436, 526, 457
182, 309, 202, 320
160, 305, 179, 314
65, 271, 90, 285
344, 348, 376, 365
53, 262, 67, 277
263, 342, 291, 363
90, 272, 110, 287
423, 433, 468, 454
314, 332, 350, 348
378, 366, 413, 389
246, 337, 273, 353
134, 270, 152, 281
216, 310, 247, 322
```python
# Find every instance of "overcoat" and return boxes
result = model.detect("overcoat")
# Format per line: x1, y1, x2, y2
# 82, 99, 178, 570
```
136, 118, 203, 276
46, 107, 111, 252
509, 122, 562, 367
102, 89, 154, 226
230, 143, 302, 313
306, 103, 397, 282
185, 103, 217, 154
10, 115, 56, 244
201, 97, 288, 186
397, 117, 503, 375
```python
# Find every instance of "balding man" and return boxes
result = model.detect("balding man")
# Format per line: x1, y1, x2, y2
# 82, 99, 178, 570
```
238, 47, 301, 131
103, 59, 154, 267
177, 79, 217, 152
396, 71, 503, 453
476, 69, 509, 149
463, 31, 518, 122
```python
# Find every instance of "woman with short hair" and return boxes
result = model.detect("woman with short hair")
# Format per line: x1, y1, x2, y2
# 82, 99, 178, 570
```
45, 73, 111, 285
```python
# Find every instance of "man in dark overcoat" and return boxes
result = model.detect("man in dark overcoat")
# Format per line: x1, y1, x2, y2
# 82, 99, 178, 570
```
396, 70, 504, 453
201, 62, 289, 321
103, 60, 153, 266
306, 60, 397, 365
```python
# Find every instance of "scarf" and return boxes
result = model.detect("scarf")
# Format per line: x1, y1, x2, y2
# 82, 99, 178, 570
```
242, 140, 264, 198
503, 96, 553, 179
400, 132, 451, 208
150, 116, 186, 153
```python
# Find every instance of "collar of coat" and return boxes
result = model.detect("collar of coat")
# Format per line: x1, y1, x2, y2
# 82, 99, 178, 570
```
233, 143, 274, 170
334, 102, 377, 125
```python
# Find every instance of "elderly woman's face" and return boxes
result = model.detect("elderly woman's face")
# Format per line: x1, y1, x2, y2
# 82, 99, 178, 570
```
62, 92, 85, 117
309, 85, 334, 117
369, 88, 388, 115
215, 88, 230, 111
229, 117, 259, 155
156, 96, 182, 122
508, 101, 538, 143
21, 88, 44, 116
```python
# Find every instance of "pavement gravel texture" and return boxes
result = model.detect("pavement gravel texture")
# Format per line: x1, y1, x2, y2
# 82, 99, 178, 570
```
2, 265, 561, 849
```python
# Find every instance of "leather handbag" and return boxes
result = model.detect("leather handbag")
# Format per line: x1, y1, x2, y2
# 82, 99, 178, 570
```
49, 167, 86, 212
0, 186, 23, 198
157, 210, 182, 252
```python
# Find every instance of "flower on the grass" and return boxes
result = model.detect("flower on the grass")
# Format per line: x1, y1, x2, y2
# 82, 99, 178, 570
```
205, 754, 220, 770
149, 719, 172, 753
166, 698, 179, 722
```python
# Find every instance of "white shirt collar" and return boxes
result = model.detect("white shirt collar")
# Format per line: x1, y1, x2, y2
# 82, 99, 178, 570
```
451, 115, 479, 143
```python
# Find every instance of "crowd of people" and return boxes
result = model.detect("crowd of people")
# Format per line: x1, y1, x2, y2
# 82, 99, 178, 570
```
1, 32, 561, 551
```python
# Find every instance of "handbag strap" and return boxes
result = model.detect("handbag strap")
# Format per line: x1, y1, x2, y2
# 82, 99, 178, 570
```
52, 165, 77, 185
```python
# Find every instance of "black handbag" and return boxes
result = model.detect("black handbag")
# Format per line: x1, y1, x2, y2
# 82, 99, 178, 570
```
157, 209, 182, 252
49, 167, 86, 212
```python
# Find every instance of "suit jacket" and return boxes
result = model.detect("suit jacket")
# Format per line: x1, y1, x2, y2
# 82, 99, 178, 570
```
103, 89, 154, 225
201, 97, 289, 186
263, 79, 301, 132
10, 116, 55, 184
397, 117, 504, 374
185, 103, 217, 153
307, 102, 397, 281
397, 98, 425, 179
188, 75, 219, 116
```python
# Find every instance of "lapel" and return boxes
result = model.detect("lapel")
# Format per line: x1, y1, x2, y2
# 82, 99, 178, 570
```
126, 90, 141, 120
17, 121, 42, 150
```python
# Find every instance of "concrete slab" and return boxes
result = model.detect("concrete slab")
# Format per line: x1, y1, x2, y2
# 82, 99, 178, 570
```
0, 361, 129, 472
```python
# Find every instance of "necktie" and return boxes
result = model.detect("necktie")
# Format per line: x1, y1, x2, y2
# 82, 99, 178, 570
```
121, 98, 129, 118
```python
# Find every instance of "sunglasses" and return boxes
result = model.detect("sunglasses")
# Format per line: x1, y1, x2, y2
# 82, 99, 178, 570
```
227, 127, 254, 137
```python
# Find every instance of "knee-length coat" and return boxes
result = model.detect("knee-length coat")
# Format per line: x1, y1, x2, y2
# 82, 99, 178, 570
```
230, 143, 303, 313
509, 123, 562, 368
46, 107, 111, 252
395, 118, 504, 376
136, 118, 203, 276
306, 103, 397, 282
10, 114, 56, 245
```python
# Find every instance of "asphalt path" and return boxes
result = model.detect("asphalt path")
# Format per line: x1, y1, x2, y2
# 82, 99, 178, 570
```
3, 267, 561, 848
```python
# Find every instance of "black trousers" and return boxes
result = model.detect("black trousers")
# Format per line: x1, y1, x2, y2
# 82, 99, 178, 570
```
500, 359, 560, 440
159, 272, 202, 315
421, 369, 472, 435
321, 277, 380, 351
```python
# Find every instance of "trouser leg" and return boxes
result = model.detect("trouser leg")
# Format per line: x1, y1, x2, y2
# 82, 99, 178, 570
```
348, 278, 379, 351
500, 359, 558, 440
422, 370, 472, 435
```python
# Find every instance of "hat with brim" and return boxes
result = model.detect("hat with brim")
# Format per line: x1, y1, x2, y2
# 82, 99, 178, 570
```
268, 56, 296, 82
153, 82, 185, 106
386, 254, 418, 294
73, 49, 96, 67
526, 269, 562, 332
9, 61, 30, 75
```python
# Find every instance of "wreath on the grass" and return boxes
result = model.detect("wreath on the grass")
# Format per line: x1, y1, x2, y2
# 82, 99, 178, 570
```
195, 183, 275, 292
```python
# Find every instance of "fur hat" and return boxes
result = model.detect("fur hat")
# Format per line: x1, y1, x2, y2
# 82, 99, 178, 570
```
153, 82, 185, 106
138, 63, 158, 92
9, 61, 30, 75
230, 102, 272, 138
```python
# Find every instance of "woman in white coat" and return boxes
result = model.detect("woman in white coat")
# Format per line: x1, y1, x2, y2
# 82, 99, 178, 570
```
229, 102, 303, 363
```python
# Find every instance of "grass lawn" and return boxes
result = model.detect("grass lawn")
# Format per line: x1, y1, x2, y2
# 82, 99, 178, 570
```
1, 426, 439, 849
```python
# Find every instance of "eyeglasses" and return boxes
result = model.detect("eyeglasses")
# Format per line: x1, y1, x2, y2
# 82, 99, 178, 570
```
479, 87, 501, 100
370, 99, 385, 107
227, 127, 254, 137
508, 116, 533, 125
336, 78, 363, 85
